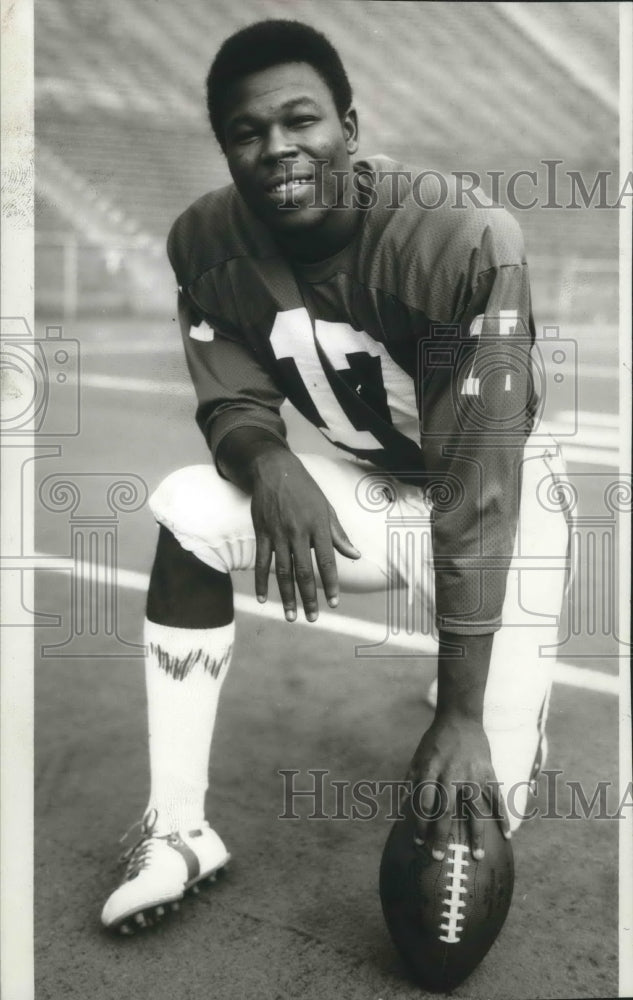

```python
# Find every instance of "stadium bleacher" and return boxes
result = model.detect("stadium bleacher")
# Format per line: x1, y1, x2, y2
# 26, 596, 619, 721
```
35, 0, 620, 321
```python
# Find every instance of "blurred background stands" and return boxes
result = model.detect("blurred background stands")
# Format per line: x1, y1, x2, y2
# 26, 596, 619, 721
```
35, 0, 619, 336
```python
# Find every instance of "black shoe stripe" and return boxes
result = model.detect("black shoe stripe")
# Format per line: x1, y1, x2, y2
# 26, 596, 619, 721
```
165, 833, 201, 882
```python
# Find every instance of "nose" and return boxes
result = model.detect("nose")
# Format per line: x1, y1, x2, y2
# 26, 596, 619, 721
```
260, 123, 298, 164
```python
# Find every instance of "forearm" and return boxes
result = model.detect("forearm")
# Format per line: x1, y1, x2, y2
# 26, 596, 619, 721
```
434, 630, 494, 724
215, 426, 290, 493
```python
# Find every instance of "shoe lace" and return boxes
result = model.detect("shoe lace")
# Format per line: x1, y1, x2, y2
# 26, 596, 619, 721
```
118, 808, 159, 879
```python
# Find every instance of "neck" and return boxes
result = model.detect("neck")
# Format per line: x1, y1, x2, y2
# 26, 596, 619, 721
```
275, 203, 361, 263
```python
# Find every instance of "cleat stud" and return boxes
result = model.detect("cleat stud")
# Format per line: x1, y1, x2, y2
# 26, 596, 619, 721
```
191, 885, 200, 895
171, 902, 180, 912
119, 923, 133, 936
134, 913, 147, 927
208, 874, 217, 883
156, 906, 165, 917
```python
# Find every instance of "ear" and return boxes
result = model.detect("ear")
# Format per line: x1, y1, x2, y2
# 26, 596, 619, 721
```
342, 107, 359, 155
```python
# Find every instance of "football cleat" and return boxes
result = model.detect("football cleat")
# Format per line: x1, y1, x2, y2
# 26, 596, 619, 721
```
101, 809, 230, 931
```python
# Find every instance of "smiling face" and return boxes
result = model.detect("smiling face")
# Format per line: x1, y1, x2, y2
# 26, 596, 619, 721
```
221, 61, 359, 254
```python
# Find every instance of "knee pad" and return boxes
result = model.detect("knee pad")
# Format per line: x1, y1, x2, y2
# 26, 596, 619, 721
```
148, 465, 256, 573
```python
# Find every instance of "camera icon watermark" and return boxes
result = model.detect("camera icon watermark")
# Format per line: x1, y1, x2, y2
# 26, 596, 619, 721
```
418, 320, 578, 439
0, 317, 80, 436
532, 326, 579, 436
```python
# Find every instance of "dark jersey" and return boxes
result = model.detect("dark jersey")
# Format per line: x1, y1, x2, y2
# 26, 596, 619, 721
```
167, 156, 537, 635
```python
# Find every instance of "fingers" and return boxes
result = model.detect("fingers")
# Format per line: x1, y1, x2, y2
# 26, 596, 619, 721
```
329, 506, 361, 561
291, 541, 319, 622
409, 773, 445, 851
273, 533, 348, 622
425, 779, 509, 862
254, 533, 272, 604
456, 780, 486, 860
423, 781, 454, 860
256, 529, 317, 622
413, 779, 435, 847
460, 778, 511, 859
407, 775, 495, 861
272, 541, 297, 622
267, 537, 321, 623
255, 504, 359, 622
255, 531, 333, 622
468, 811, 485, 862
312, 529, 340, 608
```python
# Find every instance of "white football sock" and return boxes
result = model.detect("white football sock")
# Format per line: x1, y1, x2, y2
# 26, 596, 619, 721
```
143, 617, 234, 836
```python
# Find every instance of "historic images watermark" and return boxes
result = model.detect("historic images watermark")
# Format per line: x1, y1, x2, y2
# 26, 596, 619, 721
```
272, 159, 633, 211
278, 769, 632, 824
0, 316, 147, 654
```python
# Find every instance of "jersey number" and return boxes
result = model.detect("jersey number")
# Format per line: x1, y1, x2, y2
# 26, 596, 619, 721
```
269, 308, 416, 450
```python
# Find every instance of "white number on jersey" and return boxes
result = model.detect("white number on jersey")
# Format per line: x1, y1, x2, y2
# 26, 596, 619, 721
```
269, 309, 418, 450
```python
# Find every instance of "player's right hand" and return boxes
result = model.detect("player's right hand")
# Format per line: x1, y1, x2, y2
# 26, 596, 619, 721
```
249, 449, 361, 621
404, 714, 511, 861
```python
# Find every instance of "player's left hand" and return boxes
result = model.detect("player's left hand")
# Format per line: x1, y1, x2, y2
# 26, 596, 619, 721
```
403, 713, 511, 860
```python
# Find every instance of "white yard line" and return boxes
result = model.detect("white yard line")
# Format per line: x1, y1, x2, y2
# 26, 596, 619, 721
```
556, 411, 620, 427
550, 427, 619, 448
559, 444, 618, 467
36, 557, 619, 696
76, 372, 193, 394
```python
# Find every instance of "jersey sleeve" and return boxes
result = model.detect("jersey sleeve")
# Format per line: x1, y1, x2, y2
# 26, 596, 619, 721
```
177, 289, 288, 462
419, 220, 536, 635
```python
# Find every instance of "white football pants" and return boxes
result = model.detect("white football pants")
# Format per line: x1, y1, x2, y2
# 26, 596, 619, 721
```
149, 435, 571, 831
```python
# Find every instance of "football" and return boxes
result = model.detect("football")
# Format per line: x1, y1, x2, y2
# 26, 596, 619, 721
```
379, 795, 514, 992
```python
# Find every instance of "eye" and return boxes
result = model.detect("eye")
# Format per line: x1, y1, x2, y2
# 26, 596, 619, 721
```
233, 131, 259, 145
227, 124, 261, 146
290, 116, 318, 128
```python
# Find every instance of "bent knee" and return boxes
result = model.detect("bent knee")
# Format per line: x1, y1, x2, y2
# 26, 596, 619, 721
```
148, 464, 255, 572
149, 465, 224, 522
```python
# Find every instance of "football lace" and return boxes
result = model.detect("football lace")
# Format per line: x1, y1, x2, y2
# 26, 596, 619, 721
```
438, 843, 469, 943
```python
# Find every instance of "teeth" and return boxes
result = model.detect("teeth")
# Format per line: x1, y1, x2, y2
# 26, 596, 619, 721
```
270, 179, 309, 194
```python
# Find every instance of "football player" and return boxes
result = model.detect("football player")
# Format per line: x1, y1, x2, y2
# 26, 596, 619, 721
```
102, 19, 570, 932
